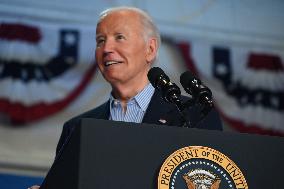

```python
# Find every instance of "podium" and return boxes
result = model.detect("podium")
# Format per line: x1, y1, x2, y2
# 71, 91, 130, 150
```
40, 118, 284, 189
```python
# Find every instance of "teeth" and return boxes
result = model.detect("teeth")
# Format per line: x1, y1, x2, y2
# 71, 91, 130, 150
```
105, 61, 119, 66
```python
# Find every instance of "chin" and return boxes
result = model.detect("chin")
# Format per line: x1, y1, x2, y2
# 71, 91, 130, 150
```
104, 75, 123, 84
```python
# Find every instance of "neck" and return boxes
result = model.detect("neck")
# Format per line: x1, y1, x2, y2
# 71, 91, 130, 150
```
111, 77, 149, 109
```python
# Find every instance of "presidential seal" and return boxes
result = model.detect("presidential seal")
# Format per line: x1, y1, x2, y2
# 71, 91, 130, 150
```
158, 146, 248, 189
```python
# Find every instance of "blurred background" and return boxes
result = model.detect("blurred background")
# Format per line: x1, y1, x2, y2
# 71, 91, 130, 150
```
0, 0, 283, 188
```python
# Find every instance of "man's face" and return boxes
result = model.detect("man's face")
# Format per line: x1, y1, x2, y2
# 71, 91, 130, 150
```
95, 10, 155, 87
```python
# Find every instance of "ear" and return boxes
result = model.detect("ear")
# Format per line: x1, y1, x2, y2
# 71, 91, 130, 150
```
145, 38, 158, 64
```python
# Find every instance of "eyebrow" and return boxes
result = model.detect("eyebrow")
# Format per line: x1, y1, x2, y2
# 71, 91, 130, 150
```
96, 34, 105, 40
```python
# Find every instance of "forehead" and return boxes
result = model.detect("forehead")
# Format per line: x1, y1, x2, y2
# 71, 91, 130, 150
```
96, 10, 143, 34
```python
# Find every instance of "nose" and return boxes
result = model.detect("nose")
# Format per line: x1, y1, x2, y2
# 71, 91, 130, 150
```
102, 39, 114, 57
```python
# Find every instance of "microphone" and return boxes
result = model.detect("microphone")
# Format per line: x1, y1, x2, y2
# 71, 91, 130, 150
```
180, 71, 213, 113
147, 67, 184, 112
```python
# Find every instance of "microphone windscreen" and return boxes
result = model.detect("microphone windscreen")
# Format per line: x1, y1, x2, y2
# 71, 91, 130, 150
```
147, 67, 165, 87
180, 71, 195, 89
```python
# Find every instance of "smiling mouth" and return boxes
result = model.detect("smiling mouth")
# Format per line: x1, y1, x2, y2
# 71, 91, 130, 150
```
104, 61, 123, 67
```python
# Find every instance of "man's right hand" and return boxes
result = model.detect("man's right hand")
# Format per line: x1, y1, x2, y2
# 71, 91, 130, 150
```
28, 185, 40, 189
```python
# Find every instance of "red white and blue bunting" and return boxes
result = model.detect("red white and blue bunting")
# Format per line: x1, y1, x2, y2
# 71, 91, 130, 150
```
1, 20, 283, 137
177, 41, 284, 136
0, 21, 97, 124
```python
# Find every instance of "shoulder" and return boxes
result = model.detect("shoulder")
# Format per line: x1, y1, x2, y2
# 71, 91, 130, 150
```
181, 95, 223, 131
149, 91, 222, 130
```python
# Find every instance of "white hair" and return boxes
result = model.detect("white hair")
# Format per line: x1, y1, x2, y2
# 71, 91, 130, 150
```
97, 6, 161, 63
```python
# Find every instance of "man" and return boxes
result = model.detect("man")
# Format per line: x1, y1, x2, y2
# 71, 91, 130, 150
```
55, 6, 222, 155
29, 6, 222, 189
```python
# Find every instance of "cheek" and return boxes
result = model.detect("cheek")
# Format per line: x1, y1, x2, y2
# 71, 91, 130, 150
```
97, 63, 104, 73
124, 48, 146, 63
130, 52, 148, 67
95, 49, 101, 61
95, 50, 104, 67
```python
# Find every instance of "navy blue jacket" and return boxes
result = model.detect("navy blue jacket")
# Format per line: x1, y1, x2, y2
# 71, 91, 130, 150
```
55, 90, 223, 156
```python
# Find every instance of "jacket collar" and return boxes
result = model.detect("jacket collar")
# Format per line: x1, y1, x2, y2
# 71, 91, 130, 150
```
142, 90, 176, 125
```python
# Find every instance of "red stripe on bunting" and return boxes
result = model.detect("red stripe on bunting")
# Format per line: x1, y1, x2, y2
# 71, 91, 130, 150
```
248, 53, 283, 71
0, 23, 41, 43
218, 109, 284, 137
176, 42, 199, 76
0, 63, 97, 124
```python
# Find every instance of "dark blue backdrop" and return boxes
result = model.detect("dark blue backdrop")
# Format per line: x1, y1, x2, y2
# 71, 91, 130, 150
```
0, 173, 44, 189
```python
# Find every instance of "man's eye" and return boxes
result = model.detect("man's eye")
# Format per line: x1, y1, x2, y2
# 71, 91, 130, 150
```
96, 38, 105, 46
116, 34, 125, 40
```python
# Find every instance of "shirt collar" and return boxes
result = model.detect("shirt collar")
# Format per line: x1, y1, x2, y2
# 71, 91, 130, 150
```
109, 83, 155, 111
134, 83, 155, 111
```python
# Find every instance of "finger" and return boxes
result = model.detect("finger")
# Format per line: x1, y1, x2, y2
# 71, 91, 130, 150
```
28, 185, 40, 189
